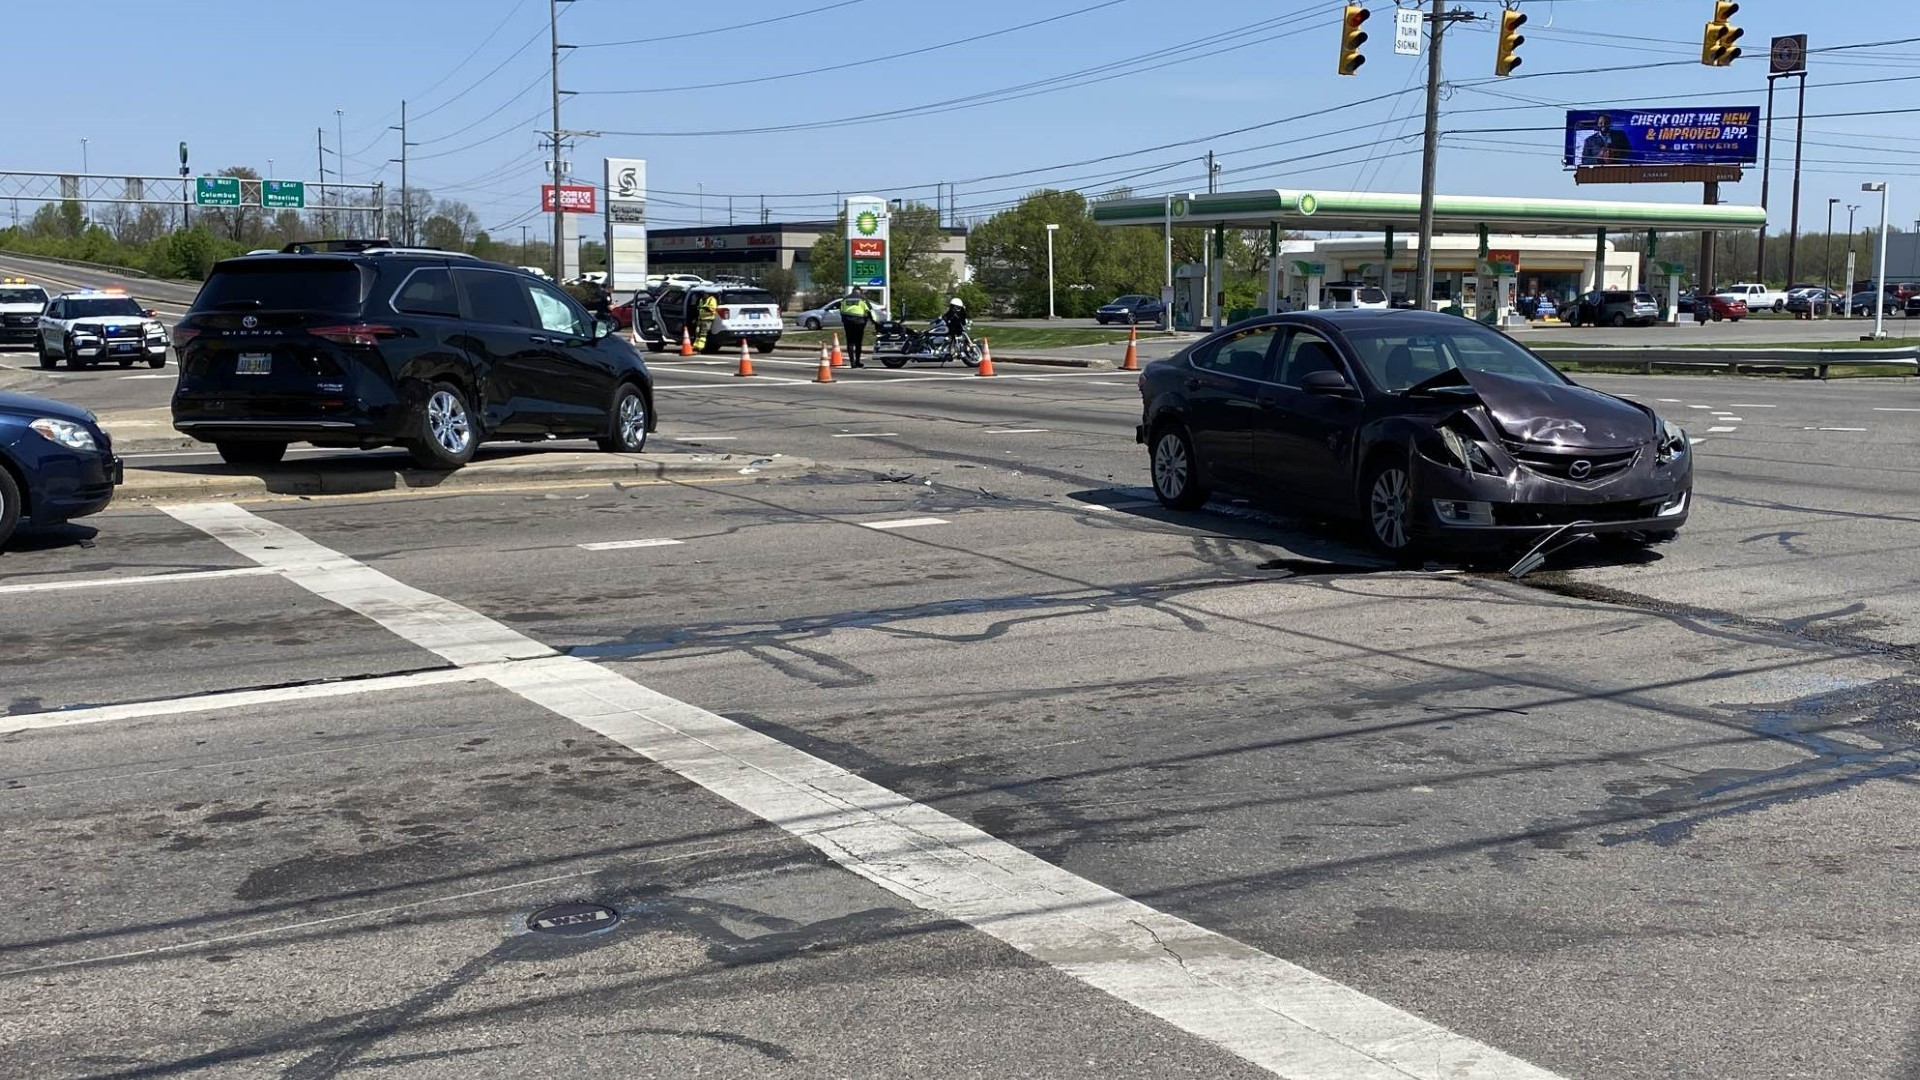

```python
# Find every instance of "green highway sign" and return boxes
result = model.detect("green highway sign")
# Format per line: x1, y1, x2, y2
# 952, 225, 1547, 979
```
262, 180, 305, 209
194, 176, 240, 206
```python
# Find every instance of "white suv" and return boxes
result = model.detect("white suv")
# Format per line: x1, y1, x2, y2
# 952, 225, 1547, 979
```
37, 289, 169, 370
0, 278, 49, 347
1322, 282, 1389, 310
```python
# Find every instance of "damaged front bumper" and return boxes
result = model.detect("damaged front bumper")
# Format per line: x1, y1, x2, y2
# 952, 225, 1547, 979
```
1412, 446, 1692, 546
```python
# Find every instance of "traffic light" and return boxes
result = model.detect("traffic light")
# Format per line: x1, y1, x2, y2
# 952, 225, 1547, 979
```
1701, 1, 1742, 67
1494, 9, 1526, 77
1337, 4, 1369, 77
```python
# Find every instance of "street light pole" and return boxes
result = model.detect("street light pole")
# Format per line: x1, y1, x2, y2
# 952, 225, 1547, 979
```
79, 137, 89, 226
1864, 181, 1889, 339
1845, 203, 1859, 319
1824, 197, 1837, 312
1045, 223, 1059, 319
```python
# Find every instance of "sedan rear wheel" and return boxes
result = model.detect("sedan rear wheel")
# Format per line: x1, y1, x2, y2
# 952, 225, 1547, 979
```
1364, 457, 1419, 560
1150, 425, 1208, 510
804, 317, 822, 331
0, 466, 19, 549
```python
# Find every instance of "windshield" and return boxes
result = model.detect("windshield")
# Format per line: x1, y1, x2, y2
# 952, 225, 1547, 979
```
66, 297, 146, 319
1344, 324, 1568, 393
1109, 295, 1144, 305
0, 287, 47, 306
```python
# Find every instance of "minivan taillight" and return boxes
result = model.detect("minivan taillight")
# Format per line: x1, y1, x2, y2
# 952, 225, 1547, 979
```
309, 323, 400, 347
171, 326, 202, 348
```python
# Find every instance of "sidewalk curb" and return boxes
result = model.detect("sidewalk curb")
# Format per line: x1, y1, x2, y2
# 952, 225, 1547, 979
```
117, 452, 811, 504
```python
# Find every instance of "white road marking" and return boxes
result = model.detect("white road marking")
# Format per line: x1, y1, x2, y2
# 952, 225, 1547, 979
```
1872, 407, 1920, 412
1689, 438, 1709, 446
1716, 416, 1743, 422
1656, 398, 1683, 403
0, 565, 276, 595
1804, 426, 1868, 432
119, 373, 173, 380
1710, 411, 1734, 415
577, 538, 685, 551
673, 435, 738, 441
1687, 405, 1714, 410
831, 432, 899, 438
1706, 426, 1737, 433
1727, 403, 1776, 408
1, 665, 493, 733
860, 516, 950, 530
166, 501, 1569, 1080
985, 428, 1049, 434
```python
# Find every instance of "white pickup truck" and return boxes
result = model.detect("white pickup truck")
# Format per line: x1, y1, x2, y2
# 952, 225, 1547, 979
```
1713, 282, 1786, 312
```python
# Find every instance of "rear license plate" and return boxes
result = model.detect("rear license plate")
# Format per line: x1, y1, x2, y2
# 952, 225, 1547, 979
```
236, 353, 272, 375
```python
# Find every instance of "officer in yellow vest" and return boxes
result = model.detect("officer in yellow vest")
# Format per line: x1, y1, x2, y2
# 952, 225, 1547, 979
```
693, 291, 719, 352
840, 288, 872, 368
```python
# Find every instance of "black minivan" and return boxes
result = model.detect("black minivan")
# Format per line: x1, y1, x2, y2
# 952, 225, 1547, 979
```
171, 245, 656, 470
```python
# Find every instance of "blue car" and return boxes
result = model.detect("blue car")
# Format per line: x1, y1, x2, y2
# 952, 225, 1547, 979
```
0, 390, 121, 547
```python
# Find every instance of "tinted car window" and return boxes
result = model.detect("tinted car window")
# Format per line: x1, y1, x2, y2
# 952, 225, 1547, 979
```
529, 281, 589, 336
392, 268, 459, 318
1356, 287, 1387, 304
1345, 325, 1567, 392
720, 289, 778, 306
0, 288, 47, 306
195, 262, 368, 312
1192, 325, 1280, 381
1278, 331, 1347, 385
455, 268, 537, 328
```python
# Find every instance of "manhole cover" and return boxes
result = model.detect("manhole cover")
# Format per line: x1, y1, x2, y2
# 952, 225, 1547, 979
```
526, 902, 621, 936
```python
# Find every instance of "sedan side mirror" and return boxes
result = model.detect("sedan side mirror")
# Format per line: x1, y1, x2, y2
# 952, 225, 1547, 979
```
1302, 369, 1357, 396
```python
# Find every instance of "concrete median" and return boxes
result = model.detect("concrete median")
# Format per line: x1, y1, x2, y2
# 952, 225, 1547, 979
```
117, 449, 812, 505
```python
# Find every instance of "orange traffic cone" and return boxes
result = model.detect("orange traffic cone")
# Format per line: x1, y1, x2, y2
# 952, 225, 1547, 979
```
814, 345, 835, 383
829, 332, 845, 368
975, 338, 996, 377
734, 339, 756, 377
679, 326, 695, 357
1120, 323, 1140, 371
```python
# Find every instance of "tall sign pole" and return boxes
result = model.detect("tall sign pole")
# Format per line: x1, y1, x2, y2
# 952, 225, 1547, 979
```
550, 0, 565, 280
1772, 34, 1810, 287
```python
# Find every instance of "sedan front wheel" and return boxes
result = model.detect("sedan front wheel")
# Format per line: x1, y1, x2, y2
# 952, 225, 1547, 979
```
1363, 457, 1420, 560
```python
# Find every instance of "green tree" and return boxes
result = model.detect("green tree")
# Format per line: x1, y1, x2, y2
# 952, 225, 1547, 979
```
806, 201, 952, 316
760, 266, 798, 308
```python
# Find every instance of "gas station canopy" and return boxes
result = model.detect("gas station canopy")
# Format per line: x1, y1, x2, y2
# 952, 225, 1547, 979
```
1090, 188, 1765, 235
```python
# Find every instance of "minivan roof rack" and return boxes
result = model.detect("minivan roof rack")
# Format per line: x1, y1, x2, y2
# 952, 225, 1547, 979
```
276, 239, 478, 260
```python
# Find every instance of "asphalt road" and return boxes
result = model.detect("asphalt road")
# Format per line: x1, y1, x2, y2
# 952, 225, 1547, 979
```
4, 251, 1920, 1078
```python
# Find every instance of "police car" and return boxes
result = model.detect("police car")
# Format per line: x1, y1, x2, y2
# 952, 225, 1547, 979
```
36, 288, 169, 370
0, 278, 49, 346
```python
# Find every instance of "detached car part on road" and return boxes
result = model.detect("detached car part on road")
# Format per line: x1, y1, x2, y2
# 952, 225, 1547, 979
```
0, 390, 121, 548
170, 244, 657, 470
1136, 310, 1691, 560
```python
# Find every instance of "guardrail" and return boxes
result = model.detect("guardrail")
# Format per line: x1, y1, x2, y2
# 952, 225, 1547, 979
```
1533, 345, 1919, 380
0, 248, 157, 280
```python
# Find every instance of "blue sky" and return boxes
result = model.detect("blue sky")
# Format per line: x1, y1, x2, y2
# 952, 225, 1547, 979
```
14, 0, 1917, 241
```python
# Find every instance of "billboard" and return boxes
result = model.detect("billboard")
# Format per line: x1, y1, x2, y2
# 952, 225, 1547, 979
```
541, 184, 597, 213
1562, 106, 1759, 168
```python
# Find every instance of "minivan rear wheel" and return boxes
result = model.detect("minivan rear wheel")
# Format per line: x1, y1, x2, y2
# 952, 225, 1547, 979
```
406, 381, 478, 470
596, 384, 649, 454
0, 466, 20, 550
216, 441, 287, 467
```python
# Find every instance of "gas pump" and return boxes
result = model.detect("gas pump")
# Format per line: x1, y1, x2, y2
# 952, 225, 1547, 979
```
1650, 261, 1686, 324
1173, 263, 1207, 330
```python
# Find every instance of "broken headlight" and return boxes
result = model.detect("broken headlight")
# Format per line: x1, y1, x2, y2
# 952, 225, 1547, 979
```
1438, 423, 1501, 475
1655, 417, 1687, 464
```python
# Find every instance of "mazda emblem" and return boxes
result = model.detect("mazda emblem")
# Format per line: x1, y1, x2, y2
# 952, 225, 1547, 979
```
241, 315, 258, 328
1568, 460, 1592, 480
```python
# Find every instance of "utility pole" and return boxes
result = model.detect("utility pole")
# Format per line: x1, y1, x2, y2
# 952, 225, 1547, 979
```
316, 127, 327, 234
389, 101, 416, 245
1414, 2, 1472, 309
549, 0, 567, 281
521, 224, 529, 264
1758, 76, 1776, 281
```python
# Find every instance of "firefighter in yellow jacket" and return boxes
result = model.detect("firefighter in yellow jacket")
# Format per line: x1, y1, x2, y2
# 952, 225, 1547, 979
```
693, 291, 719, 352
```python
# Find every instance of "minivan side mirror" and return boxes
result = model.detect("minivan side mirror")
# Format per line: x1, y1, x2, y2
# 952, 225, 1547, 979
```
592, 316, 619, 341
1302, 369, 1357, 396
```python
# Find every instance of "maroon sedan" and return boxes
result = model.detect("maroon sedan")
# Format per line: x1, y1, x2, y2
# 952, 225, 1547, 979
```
1702, 294, 1748, 322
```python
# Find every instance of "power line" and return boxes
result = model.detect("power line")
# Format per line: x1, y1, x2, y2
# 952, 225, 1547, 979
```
577, 0, 1133, 96
576, 0, 870, 47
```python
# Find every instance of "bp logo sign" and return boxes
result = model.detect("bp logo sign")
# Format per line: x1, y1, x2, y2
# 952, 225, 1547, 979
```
854, 210, 880, 236
1297, 193, 1319, 216
1171, 198, 1189, 218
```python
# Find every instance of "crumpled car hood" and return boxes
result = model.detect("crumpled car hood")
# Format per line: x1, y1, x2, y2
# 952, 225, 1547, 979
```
1438, 368, 1653, 449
